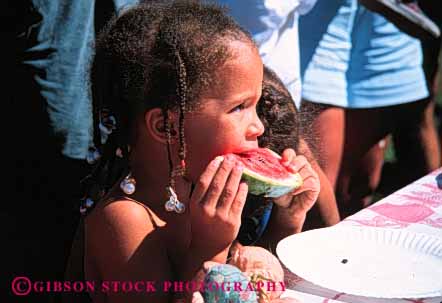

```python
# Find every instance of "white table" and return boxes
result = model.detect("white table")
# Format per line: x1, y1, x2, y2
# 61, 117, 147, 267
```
282, 168, 442, 303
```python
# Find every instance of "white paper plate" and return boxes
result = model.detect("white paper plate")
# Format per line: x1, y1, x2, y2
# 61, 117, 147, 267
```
276, 226, 442, 299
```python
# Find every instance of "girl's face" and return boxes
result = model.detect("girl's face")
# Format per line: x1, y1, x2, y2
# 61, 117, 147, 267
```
184, 41, 264, 181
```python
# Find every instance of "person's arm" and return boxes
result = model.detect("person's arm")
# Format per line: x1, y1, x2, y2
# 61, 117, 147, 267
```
256, 140, 341, 251
255, 200, 307, 252
256, 147, 320, 252
296, 138, 340, 229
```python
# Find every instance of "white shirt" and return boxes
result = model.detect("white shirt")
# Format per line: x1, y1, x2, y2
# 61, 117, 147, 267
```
215, 0, 318, 107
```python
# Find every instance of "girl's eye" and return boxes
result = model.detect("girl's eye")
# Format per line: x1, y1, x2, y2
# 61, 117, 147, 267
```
229, 103, 245, 113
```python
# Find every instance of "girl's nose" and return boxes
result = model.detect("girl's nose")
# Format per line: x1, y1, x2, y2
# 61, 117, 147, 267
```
247, 112, 265, 138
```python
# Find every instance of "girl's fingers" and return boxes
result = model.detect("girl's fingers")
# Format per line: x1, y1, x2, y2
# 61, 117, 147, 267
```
202, 155, 236, 210
298, 160, 319, 183
229, 182, 248, 219
280, 148, 296, 166
290, 174, 319, 196
190, 156, 224, 207
288, 155, 309, 173
217, 162, 244, 213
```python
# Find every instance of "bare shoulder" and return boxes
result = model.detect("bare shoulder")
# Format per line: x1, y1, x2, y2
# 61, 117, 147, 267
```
86, 198, 166, 243
85, 198, 171, 283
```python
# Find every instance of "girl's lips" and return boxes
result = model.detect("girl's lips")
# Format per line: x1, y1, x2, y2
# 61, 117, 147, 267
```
229, 146, 260, 155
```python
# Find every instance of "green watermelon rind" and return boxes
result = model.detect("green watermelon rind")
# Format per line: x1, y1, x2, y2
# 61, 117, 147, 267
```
242, 168, 303, 198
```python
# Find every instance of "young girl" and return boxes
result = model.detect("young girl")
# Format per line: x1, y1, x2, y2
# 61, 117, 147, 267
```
189, 66, 337, 303
75, 2, 319, 302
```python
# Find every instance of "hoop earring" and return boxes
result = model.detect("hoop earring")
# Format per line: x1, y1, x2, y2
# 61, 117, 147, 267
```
120, 173, 136, 195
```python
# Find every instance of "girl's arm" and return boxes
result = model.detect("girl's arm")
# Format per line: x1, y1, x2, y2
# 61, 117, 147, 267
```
255, 200, 307, 252
296, 138, 340, 229
180, 155, 248, 281
257, 139, 339, 252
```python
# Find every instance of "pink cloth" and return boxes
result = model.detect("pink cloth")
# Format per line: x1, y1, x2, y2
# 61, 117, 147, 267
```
343, 168, 442, 234
283, 168, 442, 303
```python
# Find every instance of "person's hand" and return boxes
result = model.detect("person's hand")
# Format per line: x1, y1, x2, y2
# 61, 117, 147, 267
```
189, 155, 248, 258
190, 292, 205, 303
273, 148, 320, 215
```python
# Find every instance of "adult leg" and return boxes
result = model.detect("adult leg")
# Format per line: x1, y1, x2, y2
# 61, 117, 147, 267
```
396, 2, 442, 180
336, 107, 392, 218
421, 33, 442, 167
392, 36, 441, 188
393, 98, 441, 188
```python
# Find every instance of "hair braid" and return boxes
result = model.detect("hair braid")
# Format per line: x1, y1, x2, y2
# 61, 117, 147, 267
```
158, 12, 188, 182
163, 107, 177, 189
174, 38, 187, 171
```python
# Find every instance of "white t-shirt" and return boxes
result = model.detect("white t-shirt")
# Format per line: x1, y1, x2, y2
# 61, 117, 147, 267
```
215, 0, 318, 107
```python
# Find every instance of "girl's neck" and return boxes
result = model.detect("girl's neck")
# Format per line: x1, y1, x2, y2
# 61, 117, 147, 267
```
130, 163, 193, 215
128, 129, 193, 213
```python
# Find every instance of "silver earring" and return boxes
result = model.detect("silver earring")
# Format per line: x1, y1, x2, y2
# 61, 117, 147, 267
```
80, 198, 95, 215
120, 174, 136, 195
165, 186, 185, 214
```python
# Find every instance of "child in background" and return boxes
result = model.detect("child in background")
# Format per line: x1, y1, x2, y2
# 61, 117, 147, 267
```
259, 66, 339, 230
72, 2, 320, 302
239, 66, 338, 242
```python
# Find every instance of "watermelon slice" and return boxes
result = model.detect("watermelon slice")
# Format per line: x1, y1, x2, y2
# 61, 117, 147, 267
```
231, 148, 303, 198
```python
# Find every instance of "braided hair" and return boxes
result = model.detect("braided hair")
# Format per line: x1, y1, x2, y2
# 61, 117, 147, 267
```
238, 66, 317, 244
82, 1, 255, 208
257, 66, 315, 155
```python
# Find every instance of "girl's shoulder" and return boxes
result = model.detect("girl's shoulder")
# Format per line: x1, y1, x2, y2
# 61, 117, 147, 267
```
84, 196, 167, 259
85, 196, 166, 240
86, 196, 165, 228
84, 196, 171, 283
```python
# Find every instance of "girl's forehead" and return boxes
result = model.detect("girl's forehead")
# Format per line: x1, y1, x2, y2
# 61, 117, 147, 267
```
202, 43, 263, 97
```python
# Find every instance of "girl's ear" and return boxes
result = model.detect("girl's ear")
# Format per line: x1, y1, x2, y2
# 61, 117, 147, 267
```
144, 108, 178, 144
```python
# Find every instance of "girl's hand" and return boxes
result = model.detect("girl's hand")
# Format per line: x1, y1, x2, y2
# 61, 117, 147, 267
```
188, 155, 248, 258
274, 148, 320, 215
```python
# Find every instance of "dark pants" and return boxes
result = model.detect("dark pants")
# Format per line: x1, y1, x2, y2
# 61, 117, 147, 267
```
2, 154, 89, 303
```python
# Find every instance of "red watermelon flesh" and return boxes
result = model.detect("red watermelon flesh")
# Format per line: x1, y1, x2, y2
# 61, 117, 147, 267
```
230, 148, 303, 198
234, 148, 292, 180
